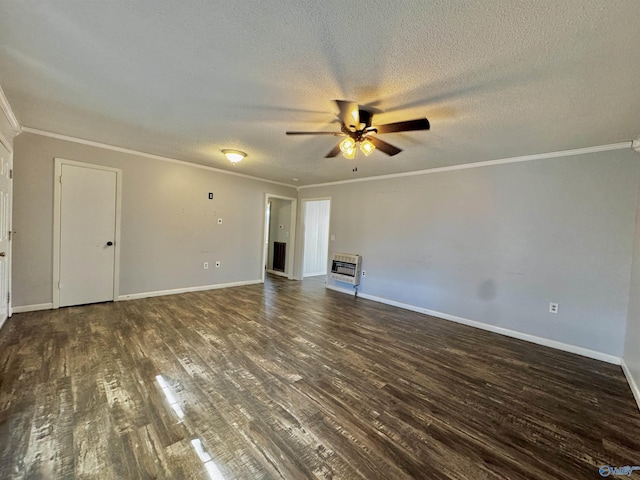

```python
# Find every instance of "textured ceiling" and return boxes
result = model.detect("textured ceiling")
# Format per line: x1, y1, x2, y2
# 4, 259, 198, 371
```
1, 1, 639, 186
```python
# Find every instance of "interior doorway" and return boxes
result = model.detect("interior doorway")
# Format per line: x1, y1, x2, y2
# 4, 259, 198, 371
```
262, 194, 297, 281
302, 198, 331, 278
0, 139, 12, 328
53, 159, 122, 308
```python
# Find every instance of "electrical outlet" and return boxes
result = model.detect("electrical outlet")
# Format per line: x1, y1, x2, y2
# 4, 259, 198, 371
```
203, 262, 209, 270
362, 271, 366, 276
549, 302, 559, 314
215, 261, 221, 268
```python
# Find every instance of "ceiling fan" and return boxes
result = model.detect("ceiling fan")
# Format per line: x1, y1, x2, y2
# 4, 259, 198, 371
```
286, 100, 430, 159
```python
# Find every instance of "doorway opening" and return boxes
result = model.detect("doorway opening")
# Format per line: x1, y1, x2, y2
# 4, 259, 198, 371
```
302, 198, 331, 279
262, 194, 297, 281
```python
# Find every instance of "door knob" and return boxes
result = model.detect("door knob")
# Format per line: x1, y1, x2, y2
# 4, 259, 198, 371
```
0, 252, 5, 257
106, 241, 113, 246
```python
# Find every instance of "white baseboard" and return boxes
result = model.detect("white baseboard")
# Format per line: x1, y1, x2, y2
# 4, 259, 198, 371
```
11, 280, 264, 310
621, 359, 640, 412
118, 279, 263, 301
326, 285, 621, 365
13, 303, 54, 313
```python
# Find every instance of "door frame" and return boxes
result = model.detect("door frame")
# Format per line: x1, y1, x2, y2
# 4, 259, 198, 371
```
52, 158, 122, 309
0, 134, 12, 321
301, 197, 332, 278
261, 193, 297, 282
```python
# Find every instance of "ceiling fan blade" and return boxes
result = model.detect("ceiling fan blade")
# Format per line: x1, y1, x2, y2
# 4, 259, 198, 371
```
324, 143, 342, 158
374, 118, 430, 134
286, 131, 341, 135
335, 100, 360, 128
369, 136, 402, 156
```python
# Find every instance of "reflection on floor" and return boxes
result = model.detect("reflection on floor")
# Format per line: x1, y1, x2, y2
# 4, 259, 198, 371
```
1, 274, 639, 479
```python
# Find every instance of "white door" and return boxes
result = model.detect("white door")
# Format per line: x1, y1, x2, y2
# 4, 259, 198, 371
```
59, 164, 118, 307
303, 199, 331, 277
0, 142, 11, 326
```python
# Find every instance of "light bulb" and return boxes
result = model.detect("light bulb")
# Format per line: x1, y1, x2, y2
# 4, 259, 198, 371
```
343, 147, 356, 159
339, 137, 356, 152
360, 139, 375, 156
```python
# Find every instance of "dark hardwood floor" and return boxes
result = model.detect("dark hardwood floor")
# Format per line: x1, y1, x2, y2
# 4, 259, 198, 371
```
1, 275, 639, 479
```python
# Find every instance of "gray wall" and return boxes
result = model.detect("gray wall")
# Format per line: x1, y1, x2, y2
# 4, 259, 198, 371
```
297, 149, 640, 357
624, 173, 640, 399
13, 132, 296, 306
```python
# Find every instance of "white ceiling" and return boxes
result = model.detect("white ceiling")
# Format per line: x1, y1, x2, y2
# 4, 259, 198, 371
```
1, 1, 639, 186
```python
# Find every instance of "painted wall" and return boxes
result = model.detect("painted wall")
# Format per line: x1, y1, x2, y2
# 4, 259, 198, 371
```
297, 149, 640, 357
624, 170, 640, 406
267, 198, 291, 271
12, 132, 296, 306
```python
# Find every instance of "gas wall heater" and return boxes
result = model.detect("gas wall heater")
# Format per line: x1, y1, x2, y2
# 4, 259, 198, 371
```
330, 253, 362, 285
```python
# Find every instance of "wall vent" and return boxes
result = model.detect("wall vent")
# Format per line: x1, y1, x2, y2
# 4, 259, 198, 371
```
330, 253, 362, 285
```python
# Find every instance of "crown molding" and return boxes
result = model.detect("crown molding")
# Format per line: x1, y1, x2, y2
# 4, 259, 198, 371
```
21, 127, 296, 188
0, 86, 20, 133
298, 141, 633, 190
17, 125, 637, 189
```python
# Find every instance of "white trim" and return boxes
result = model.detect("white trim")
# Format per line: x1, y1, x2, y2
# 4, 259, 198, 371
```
298, 142, 633, 190
22, 127, 296, 188
6, 143, 12, 320
326, 285, 621, 365
621, 359, 640, 412
303, 272, 327, 278
53, 158, 122, 309
118, 279, 262, 301
266, 269, 289, 278
0, 131, 12, 153
20, 129, 634, 191
13, 303, 54, 313
0, 86, 20, 132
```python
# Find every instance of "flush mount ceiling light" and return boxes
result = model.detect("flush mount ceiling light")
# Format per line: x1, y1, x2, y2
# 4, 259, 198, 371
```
221, 149, 246, 163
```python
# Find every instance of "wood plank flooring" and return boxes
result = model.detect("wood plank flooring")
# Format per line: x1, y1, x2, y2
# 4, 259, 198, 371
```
1, 275, 639, 479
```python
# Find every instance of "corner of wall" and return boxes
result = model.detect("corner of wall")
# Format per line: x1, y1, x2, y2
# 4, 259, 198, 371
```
622, 134, 640, 411
621, 359, 640, 412
0, 85, 21, 133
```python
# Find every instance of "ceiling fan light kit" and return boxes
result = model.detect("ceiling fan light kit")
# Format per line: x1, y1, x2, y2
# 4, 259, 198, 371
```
339, 137, 356, 153
343, 146, 356, 159
360, 138, 375, 156
286, 100, 430, 161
